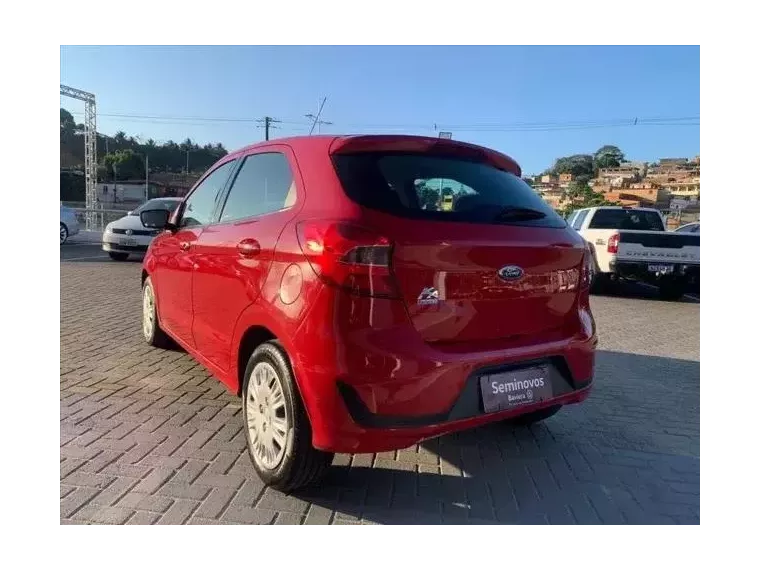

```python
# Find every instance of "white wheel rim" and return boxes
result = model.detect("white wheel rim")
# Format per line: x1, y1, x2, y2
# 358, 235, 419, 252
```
245, 362, 289, 470
60, 225, 67, 244
142, 285, 155, 340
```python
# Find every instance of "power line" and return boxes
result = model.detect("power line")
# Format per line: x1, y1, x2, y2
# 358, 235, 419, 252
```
66, 110, 698, 133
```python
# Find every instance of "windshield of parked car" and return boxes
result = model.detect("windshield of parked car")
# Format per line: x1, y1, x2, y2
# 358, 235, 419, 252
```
130, 199, 181, 216
333, 153, 566, 228
587, 209, 665, 231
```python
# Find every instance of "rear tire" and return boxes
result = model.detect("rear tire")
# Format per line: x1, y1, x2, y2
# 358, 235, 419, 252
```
242, 341, 333, 492
509, 404, 563, 425
141, 277, 173, 349
60, 223, 68, 245
109, 252, 129, 261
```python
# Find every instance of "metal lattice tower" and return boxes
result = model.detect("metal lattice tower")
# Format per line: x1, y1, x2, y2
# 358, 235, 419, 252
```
60, 84, 97, 230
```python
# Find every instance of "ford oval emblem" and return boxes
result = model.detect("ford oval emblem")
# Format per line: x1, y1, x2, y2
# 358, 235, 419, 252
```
498, 265, 524, 281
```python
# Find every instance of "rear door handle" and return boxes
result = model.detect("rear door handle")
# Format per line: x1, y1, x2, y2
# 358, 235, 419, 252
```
179, 241, 191, 251
237, 239, 261, 257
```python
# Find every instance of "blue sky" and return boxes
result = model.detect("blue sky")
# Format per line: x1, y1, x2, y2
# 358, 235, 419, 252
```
60, 46, 699, 174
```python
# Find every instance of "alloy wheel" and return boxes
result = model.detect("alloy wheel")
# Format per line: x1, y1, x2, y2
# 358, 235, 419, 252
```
142, 284, 155, 340
245, 361, 289, 470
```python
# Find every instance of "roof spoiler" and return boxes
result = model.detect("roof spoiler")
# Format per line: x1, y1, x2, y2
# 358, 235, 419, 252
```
328, 135, 521, 177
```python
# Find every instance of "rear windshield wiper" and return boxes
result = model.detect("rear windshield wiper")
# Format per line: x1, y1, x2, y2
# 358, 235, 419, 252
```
494, 206, 547, 222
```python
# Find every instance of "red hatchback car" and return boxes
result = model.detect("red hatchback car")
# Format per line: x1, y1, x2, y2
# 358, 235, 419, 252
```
139, 135, 597, 491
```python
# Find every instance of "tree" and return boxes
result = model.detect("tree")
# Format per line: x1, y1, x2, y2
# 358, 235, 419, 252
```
593, 145, 625, 170
548, 154, 594, 178
60, 108, 76, 136
102, 149, 145, 181
61, 107, 228, 174
561, 180, 618, 217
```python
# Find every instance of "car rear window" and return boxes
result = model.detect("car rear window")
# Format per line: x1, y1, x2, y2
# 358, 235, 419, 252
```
588, 209, 665, 231
332, 153, 566, 228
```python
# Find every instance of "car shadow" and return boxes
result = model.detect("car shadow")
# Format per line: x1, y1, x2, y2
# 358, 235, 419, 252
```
60, 256, 145, 264
592, 280, 699, 303
288, 350, 699, 524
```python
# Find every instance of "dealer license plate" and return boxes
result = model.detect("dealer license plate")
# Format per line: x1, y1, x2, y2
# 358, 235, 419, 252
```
648, 264, 674, 274
479, 365, 553, 414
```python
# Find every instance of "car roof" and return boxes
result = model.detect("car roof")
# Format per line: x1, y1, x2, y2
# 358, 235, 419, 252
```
592, 206, 660, 213
221, 134, 523, 177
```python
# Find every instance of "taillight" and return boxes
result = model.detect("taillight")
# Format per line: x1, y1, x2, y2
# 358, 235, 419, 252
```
607, 233, 620, 254
580, 243, 595, 291
296, 220, 399, 298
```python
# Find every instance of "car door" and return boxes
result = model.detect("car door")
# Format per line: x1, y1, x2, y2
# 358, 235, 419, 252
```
150, 159, 237, 346
191, 148, 301, 372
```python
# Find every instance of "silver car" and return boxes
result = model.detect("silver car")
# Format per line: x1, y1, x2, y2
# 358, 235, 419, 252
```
102, 198, 182, 260
60, 205, 80, 245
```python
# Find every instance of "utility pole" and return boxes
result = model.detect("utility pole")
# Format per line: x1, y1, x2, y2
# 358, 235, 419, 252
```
145, 154, 149, 201
257, 116, 281, 141
186, 150, 190, 174
306, 97, 332, 135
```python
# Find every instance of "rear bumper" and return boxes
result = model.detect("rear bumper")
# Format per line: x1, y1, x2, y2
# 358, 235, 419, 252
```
609, 259, 699, 284
291, 294, 597, 454
327, 383, 593, 453
337, 354, 590, 429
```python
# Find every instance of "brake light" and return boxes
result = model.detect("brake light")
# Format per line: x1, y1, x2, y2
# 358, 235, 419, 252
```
580, 244, 595, 291
296, 220, 399, 298
607, 233, 620, 254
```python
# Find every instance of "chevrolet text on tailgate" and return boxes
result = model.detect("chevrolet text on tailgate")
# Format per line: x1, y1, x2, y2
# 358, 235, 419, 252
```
137, 135, 598, 491
568, 206, 700, 300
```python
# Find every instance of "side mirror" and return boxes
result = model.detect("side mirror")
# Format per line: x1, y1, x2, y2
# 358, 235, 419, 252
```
140, 209, 171, 230
127, 210, 133, 216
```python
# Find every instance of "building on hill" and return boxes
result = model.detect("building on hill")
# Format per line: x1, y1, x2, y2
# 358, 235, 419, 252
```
660, 179, 700, 201
603, 187, 670, 209
647, 156, 699, 180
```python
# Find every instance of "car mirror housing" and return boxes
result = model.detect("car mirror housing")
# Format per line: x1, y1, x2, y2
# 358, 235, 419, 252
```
140, 209, 172, 230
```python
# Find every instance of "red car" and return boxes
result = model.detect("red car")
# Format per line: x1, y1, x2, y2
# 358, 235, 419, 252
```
139, 135, 597, 491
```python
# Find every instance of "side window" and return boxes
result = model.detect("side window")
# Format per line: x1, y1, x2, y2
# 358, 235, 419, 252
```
567, 211, 578, 226
220, 153, 295, 222
180, 161, 236, 228
572, 209, 589, 230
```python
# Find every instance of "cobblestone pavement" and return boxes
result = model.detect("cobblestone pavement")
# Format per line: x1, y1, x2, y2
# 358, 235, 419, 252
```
60, 247, 699, 524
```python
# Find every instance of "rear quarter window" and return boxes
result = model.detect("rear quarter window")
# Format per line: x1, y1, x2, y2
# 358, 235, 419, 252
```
332, 153, 567, 228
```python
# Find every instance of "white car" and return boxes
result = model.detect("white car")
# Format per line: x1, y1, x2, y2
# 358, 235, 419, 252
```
60, 205, 80, 245
102, 197, 182, 260
568, 206, 699, 300
674, 221, 700, 234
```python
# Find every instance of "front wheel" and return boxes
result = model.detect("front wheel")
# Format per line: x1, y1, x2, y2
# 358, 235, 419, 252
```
60, 223, 68, 245
109, 252, 129, 261
242, 341, 333, 492
142, 277, 173, 348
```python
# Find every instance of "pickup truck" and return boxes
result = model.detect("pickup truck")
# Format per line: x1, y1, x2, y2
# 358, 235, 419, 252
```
567, 206, 699, 300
